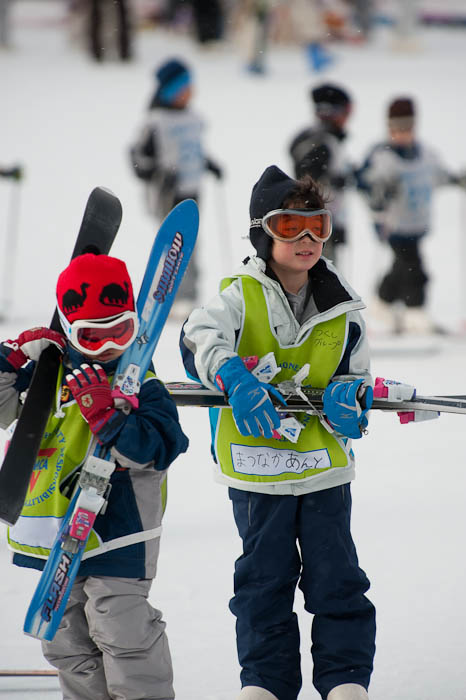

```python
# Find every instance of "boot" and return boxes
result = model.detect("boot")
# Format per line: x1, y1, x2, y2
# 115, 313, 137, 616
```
237, 687, 279, 700
327, 683, 369, 700
402, 306, 434, 334
369, 296, 401, 334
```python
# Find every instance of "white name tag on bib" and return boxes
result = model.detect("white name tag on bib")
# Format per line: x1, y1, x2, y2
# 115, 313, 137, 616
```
231, 444, 331, 477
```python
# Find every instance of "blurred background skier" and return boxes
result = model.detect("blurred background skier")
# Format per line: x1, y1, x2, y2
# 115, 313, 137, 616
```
67, 0, 133, 61
129, 57, 223, 319
357, 96, 466, 335
0, 0, 12, 48
231, 0, 334, 76
288, 83, 353, 271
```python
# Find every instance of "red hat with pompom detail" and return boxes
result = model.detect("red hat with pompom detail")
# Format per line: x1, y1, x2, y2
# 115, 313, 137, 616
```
56, 253, 135, 323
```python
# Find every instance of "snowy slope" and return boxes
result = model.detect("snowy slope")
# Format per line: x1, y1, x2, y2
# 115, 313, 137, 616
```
1, 3, 466, 698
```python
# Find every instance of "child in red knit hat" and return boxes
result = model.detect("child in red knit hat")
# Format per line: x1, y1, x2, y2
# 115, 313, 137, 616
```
0, 253, 188, 700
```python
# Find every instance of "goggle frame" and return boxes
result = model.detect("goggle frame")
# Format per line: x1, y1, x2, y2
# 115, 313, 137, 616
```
251, 208, 333, 244
58, 308, 139, 357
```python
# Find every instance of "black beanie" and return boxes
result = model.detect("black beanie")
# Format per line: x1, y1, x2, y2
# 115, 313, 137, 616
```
311, 83, 351, 118
249, 165, 297, 260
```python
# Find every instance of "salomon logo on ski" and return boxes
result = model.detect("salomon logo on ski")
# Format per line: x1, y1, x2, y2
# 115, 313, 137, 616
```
153, 231, 183, 303
142, 231, 184, 322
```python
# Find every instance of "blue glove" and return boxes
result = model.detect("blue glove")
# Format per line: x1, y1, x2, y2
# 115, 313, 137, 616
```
215, 356, 286, 438
323, 378, 373, 439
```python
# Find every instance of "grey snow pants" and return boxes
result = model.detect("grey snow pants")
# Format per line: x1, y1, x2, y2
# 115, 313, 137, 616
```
42, 576, 174, 700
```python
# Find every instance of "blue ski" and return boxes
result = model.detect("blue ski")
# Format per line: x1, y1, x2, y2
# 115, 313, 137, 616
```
23, 199, 199, 641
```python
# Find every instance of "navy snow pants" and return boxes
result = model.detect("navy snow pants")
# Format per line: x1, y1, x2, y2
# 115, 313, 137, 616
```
228, 485, 376, 700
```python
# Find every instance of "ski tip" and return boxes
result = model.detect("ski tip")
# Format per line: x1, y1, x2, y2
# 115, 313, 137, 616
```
93, 186, 117, 197
170, 198, 199, 221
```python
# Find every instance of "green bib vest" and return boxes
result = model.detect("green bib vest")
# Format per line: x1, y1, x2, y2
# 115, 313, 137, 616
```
7, 363, 100, 558
214, 276, 349, 485
8, 364, 161, 560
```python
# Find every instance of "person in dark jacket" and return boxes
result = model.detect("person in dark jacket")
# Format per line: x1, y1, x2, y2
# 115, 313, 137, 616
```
289, 83, 353, 269
0, 252, 188, 700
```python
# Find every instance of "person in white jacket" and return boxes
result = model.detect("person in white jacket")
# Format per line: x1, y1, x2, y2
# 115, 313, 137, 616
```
357, 96, 466, 333
180, 165, 376, 700
129, 57, 223, 318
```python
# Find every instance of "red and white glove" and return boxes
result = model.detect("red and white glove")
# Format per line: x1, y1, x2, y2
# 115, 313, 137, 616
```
374, 377, 439, 424
66, 364, 117, 435
1, 327, 66, 370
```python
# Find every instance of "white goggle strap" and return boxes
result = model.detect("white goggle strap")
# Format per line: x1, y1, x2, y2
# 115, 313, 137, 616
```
57, 306, 73, 342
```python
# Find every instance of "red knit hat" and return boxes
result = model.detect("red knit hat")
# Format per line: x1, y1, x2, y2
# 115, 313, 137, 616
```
56, 253, 135, 323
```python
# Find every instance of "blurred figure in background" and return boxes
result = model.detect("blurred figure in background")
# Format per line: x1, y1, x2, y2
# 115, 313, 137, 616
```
290, 0, 335, 70
229, 0, 273, 75
191, 0, 224, 45
357, 96, 466, 334
348, 0, 374, 41
68, 0, 132, 61
129, 57, 223, 318
0, 0, 12, 48
0, 164, 21, 180
289, 83, 353, 268
231, 0, 334, 75
244, 0, 271, 74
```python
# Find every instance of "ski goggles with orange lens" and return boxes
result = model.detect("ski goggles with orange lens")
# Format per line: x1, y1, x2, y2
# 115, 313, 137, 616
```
252, 208, 332, 243
58, 310, 139, 357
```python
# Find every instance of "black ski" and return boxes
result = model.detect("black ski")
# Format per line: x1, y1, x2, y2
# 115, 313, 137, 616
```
165, 382, 466, 416
0, 187, 122, 526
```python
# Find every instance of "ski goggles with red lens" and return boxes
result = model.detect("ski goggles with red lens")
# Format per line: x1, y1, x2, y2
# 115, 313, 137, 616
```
252, 208, 332, 244
58, 309, 139, 357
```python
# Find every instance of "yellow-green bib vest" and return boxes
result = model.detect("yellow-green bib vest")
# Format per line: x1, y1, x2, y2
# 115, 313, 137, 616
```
214, 275, 349, 485
8, 363, 161, 560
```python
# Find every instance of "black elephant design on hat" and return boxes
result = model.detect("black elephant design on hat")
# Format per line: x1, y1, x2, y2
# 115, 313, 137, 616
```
99, 282, 130, 308
62, 283, 90, 315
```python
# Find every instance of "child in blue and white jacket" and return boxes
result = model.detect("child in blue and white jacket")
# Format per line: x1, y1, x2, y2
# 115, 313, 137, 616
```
0, 253, 188, 700
180, 166, 376, 700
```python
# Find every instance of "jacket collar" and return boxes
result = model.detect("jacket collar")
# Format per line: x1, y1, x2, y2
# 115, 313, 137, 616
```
239, 255, 364, 315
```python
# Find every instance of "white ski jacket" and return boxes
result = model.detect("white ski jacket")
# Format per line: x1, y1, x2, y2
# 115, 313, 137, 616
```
181, 255, 372, 495
183, 255, 371, 389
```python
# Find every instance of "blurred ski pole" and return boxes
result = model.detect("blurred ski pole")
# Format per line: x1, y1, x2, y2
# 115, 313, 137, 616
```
214, 179, 234, 274
1, 178, 22, 322
460, 185, 466, 334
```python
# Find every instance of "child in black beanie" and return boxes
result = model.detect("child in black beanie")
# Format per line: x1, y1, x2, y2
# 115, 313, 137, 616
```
180, 165, 376, 700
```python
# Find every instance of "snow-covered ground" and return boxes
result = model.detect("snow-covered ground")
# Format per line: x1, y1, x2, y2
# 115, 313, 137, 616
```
1, 3, 466, 698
